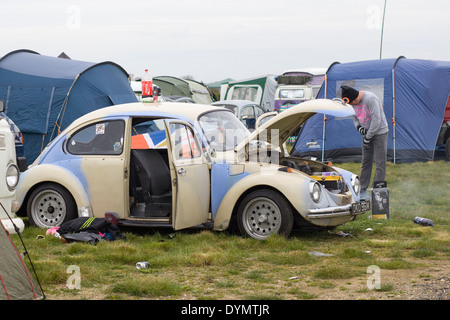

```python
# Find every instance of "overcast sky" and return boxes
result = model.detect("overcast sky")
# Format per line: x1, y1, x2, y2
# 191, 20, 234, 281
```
1, 0, 449, 83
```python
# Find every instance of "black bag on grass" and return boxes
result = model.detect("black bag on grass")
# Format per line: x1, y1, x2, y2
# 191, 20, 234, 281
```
58, 217, 125, 241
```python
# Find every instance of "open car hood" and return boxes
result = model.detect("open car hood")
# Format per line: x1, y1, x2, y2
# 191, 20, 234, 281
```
234, 99, 355, 153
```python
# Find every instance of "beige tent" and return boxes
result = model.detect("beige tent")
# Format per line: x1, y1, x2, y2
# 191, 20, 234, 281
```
0, 217, 44, 300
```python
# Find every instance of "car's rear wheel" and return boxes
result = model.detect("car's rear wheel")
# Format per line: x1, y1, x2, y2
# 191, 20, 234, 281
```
27, 183, 77, 228
237, 189, 294, 240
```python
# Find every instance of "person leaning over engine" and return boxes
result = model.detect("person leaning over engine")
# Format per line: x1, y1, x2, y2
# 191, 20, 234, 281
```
341, 85, 389, 200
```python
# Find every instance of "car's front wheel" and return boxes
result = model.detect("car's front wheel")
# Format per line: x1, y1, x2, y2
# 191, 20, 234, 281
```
237, 189, 294, 240
27, 183, 77, 228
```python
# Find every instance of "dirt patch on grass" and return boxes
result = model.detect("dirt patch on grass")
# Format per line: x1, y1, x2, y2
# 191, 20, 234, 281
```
43, 258, 448, 300
298, 258, 449, 300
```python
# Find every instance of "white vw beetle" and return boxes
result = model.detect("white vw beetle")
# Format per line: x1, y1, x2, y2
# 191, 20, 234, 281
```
15, 99, 369, 240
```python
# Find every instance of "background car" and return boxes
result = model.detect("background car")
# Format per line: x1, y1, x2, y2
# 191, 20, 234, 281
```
255, 111, 278, 129
15, 99, 369, 240
211, 100, 266, 131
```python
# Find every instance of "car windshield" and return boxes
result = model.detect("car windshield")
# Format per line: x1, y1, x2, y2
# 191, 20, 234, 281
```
198, 110, 250, 151
279, 88, 305, 99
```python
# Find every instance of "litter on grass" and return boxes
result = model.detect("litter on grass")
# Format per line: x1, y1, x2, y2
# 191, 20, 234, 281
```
308, 251, 334, 257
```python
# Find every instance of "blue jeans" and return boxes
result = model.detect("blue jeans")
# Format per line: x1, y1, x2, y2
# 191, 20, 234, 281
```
360, 132, 388, 191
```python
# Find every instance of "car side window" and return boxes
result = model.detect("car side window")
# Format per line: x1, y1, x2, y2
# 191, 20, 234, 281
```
169, 123, 201, 160
67, 120, 125, 155
131, 119, 167, 150
222, 105, 238, 117
255, 106, 264, 118
241, 106, 255, 119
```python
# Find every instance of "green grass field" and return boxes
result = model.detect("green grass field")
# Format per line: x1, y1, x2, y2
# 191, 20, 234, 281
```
11, 160, 450, 300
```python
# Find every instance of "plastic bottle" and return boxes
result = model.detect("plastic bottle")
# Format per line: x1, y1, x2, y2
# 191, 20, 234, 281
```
413, 217, 434, 226
141, 69, 153, 101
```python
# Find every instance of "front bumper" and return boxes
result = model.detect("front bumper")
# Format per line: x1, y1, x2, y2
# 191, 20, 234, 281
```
306, 200, 370, 219
1, 217, 25, 234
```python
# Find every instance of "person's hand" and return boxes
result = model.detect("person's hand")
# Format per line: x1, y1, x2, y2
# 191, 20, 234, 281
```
363, 137, 371, 149
357, 125, 367, 136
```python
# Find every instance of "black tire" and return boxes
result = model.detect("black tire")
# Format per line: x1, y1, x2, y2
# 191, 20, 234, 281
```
237, 189, 294, 240
27, 183, 77, 228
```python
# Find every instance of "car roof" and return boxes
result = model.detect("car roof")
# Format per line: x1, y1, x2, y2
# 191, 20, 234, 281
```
0, 112, 21, 134
70, 102, 222, 127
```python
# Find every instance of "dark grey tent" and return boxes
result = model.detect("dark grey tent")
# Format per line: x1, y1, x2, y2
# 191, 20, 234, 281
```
0, 217, 44, 300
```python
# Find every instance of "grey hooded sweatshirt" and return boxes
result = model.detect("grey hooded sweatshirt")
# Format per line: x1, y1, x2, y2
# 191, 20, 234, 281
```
351, 91, 389, 140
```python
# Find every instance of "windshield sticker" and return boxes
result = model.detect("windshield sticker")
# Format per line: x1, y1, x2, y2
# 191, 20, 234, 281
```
96, 123, 105, 135
113, 142, 122, 152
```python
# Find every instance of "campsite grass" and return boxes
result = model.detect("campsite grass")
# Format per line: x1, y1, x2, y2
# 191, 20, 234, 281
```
11, 160, 450, 300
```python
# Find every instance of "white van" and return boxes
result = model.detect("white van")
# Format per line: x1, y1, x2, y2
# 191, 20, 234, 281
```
0, 100, 23, 234
274, 68, 326, 112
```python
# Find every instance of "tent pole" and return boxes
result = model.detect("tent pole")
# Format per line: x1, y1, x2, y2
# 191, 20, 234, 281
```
391, 56, 405, 163
322, 74, 328, 162
50, 74, 80, 142
322, 115, 327, 162
392, 67, 396, 163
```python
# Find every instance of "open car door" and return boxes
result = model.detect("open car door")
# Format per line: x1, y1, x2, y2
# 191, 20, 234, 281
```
165, 120, 210, 230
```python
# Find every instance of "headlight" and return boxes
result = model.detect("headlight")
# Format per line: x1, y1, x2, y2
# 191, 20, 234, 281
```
6, 163, 19, 190
351, 174, 361, 195
309, 181, 321, 203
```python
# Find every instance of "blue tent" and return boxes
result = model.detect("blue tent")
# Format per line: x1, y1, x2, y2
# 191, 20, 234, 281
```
0, 50, 138, 164
292, 57, 450, 163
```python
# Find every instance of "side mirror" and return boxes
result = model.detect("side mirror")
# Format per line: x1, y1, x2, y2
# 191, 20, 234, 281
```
0, 100, 4, 112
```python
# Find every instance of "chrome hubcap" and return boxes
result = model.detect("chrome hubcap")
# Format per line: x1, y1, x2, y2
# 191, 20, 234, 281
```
31, 190, 67, 228
242, 197, 281, 240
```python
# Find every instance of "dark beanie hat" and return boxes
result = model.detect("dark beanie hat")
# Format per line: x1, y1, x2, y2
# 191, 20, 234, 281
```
341, 86, 359, 103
